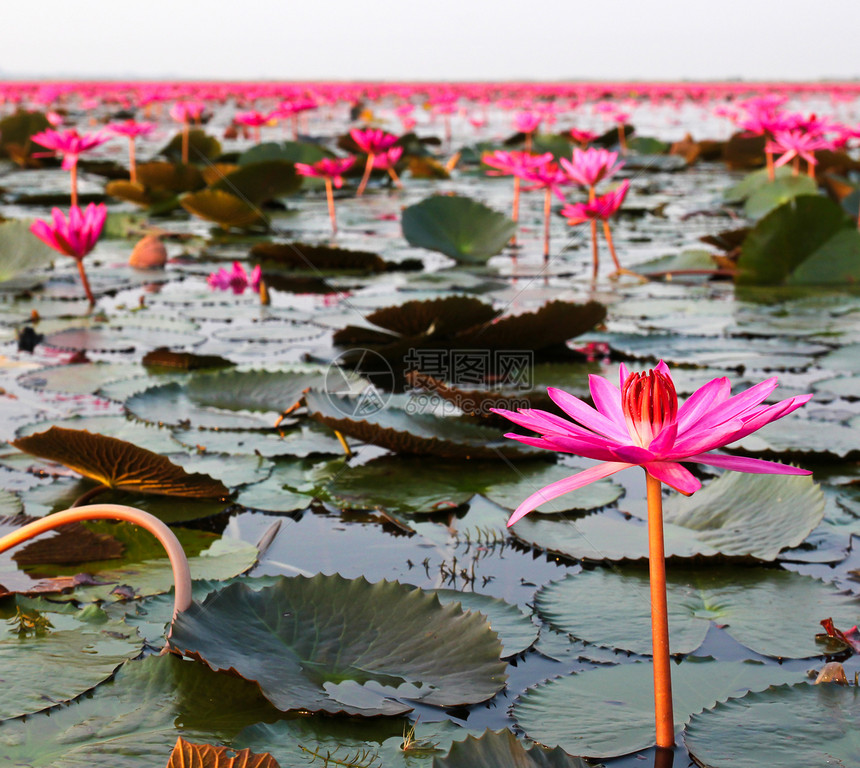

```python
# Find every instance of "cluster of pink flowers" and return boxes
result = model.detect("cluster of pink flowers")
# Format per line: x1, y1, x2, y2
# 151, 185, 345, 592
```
206, 262, 262, 295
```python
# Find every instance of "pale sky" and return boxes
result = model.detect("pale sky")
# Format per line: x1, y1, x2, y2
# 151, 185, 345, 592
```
2, 0, 858, 82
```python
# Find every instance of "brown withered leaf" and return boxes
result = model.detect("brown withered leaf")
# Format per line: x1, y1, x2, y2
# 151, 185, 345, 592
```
166, 736, 279, 768
12, 521, 123, 566
142, 347, 233, 371
11, 427, 228, 499
722, 132, 766, 170
250, 241, 388, 273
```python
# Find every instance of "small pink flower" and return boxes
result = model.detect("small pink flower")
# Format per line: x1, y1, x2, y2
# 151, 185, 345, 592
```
493, 361, 812, 525
31, 128, 109, 170
569, 127, 599, 145
514, 111, 542, 134
234, 110, 273, 128
349, 128, 399, 155
294, 156, 356, 188
766, 129, 832, 168
371, 146, 403, 171
30, 203, 107, 260
561, 180, 630, 224
207, 262, 262, 295
520, 158, 570, 201
560, 147, 624, 189
169, 101, 206, 124
109, 120, 155, 139
482, 150, 553, 177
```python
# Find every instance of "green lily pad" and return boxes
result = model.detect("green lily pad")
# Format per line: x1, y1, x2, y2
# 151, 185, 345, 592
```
534, 566, 857, 657
636, 249, 721, 279
743, 174, 819, 220
126, 382, 279, 430
427, 589, 538, 658
738, 196, 860, 285
172, 424, 343, 458
732, 416, 860, 459
0, 653, 283, 767
237, 716, 479, 768
402, 195, 516, 263
17, 362, 143, 395
513, 472, 824, 562
180, 189, 265, 230
212, 160, 301, 204
685, 683, 860, 768
819, 343, 860, 373
0, 598, 142, 719
135, 161, 206, 193
512, 660, 805, 758
234, 456, 339, 512
160, 129, 222, 163
325, 455, 621, 516
0, 110, 50, 159
723, 166, 795, 204
305, 391, 542, 460
0, 219, 58, 283
168, 574, 507, 716
239, 141, 333, 166
434, 729, 592, 768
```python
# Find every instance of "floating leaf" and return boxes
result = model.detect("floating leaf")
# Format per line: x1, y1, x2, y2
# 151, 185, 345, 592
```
511, 473, 824, 561
136, 161, 205, 193
685, 683, 860, 768
180, 189, 265, 229
166, 737, 279, 768
402, 195, 516, 263
169, 574, 507, 716
0, 654, 283, 767
184, 369, 332, 414
212, 160, 301, 204
160, 129, 222, 163
0, 598, 143, 720
534, 566, 857, 657
738, 196, 860, 285
0, 110, 50, 162
250, 241, 387, 273
743, 174, 818, 220
433, 729, 591, 768
239, 141, 333, 166
0, 219, 58, 282
512, 660, 804, 758
142, 348, 233, 371
305, 391, 542, 460
11, 427, 228, 499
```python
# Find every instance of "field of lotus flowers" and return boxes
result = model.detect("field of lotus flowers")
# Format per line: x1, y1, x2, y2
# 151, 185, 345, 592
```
0, 79, 859, 767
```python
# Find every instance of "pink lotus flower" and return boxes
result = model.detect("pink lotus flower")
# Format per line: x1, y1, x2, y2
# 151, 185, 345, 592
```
234, 109, 273, 128
169, 101, 206, 124
30, 203, 107, 306
371, 146, 403, 171
109, 120, 155, 139
561, 179, 630, 224
766, 129, 832, 173
560, 148, 624, 190
514, 111, 542, 134
349, 128, 399, 155
493, 361, 812, 525
31, 128, 109, 171
295, 157, 356, 189
569, 127, 599, 146
30, 203, 107, 260
207, 262, 262, 295
482, 150, 553, 177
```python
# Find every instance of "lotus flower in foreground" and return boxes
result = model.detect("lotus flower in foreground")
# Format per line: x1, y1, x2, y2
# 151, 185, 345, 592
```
494, 361, 811, 526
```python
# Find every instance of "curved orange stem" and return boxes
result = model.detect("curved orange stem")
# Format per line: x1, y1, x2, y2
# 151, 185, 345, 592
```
543, 187, 552, 261
128, 137, 137, 184
357, 153, 374, 196
70, 164, 78, 208
602, 220, 623, 272
0, 504, 192, 623
76, 259, 96, 307
646, 473, 675, 749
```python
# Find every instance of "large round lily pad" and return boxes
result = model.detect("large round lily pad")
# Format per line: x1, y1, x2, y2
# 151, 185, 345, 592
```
0, 219, 58, 283
685, 682, 860, 768
0, 598, 143, 719
0, 653, 283, 767
169, 573, 507, 716
512, 473, 824, 561
512, 660, 805, 758
534, 566, 858, 658
401, 195, 517, 263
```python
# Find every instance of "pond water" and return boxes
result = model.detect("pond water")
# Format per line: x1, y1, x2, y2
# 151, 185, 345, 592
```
0, 87, 859, 767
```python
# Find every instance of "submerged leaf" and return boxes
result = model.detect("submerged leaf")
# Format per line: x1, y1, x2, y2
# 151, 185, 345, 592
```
433, 729, 591, 768
180, 189, 265, 230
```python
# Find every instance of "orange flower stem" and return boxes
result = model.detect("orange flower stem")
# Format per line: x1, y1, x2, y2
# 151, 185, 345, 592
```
70, 164, 78, 208
325, 177, 337, 235
590, 219, 600, 279
181, 123, 189, 165
618, 124, 627, 155
792, 157, 800, 176
76, 258, 95, 307
128, 137, 137, 184
387, 166, 403, 190
807, 160, 816, 179
357, 153, 374, 196
645, 472, 675, 749
524, 134, 532, 154
602, 220, 623, 272
766, 150, 775, 181
511, 176, 520, 247
0, 504, 192, 624
543, 187, 552, 261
